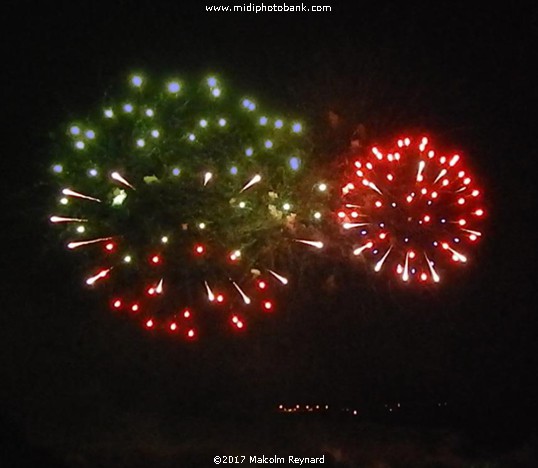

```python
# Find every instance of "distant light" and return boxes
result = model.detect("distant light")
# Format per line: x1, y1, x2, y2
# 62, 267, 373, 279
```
199, 119, 208, 128
53, 164, 63, 173
218, 118, 227, 126
274, 119, 283, 129
264, 140, 273, 149
172, 167, 181, 176
151, 129, 160, 138
282, 203, 291, 211
76, 225, 85, 233
259, 116, 268, 125
207, 76, 217, 87
104, 109, 114, 118
318, 183, 327, 192
188, 133, 196, 142
211, 88, 221, 97
70, 126, 80, 135
145, 108, 155, 117
292, 122, 302, 133
136, 139, 145, 147
161, 236, 169, 244
85, 130, 95, 139
230, 166, 238, 175
238, 201, 246, 208
75, 141, 85, 149
314, 211, 322, 220
245, 147, 254, 157
123, 103, 133, 113
123, 255, 132, 263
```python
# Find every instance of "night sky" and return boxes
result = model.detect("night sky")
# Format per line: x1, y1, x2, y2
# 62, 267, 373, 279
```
2, 1, 538, 464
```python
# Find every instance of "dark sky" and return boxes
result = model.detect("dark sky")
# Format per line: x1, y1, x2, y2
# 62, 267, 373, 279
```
2, 0, 537, 443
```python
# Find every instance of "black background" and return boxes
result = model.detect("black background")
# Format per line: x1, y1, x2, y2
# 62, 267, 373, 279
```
2, 1, 537, 465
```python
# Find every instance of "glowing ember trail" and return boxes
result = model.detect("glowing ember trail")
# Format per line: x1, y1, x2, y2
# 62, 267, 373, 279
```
50, 216, 88, 223
62, 188, 101, 202
67, 237, 114, 249
240, 174, 262, 192
232, 281, 251, 304
110, 172, 135, 189
204, 281, 215, 302
268, 269, 289, 285
86, 268, 112, 285
294, 239, 324, 249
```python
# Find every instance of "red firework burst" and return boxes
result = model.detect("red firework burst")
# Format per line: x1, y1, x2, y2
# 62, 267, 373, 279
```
337, 136, 485, 284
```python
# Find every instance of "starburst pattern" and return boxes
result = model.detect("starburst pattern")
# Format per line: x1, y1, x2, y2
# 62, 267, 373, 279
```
337, 136, 485, 284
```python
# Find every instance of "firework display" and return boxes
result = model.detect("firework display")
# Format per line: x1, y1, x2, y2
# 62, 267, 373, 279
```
48, 73, 326, 338
337, 136, 485, 284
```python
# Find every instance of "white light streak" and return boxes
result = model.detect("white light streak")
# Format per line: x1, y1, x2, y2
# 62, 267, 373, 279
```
417, 160, 426, 182
425, 253, 441, 282
61, 188, 101, 202
110, 172, 135, 190
204, 281, 215, 302
449, 155, 460, 167
343, 222, 369, 230
434, 168, 448, 184
402, 252, 410, 282
442, 243, 467, 262
268, 269, 288, 285
294, 239, 324, 249
374, 246, 393, 272
240, 174, 262, 192
462, 228, 482, 237
353, 242, 373, 256
67, 237, 114, 249
367, 181, 383, 195
232, 281, 251, 304
85, 268, 112, 285
50, 216, 88, 223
